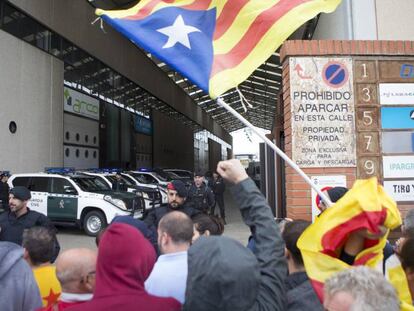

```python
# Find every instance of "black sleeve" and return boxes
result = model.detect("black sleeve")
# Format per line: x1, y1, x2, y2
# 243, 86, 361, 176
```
206, 188, 215, 208
218, 181, 225, 194
339, 249, 356, 265
143, 208, 158, 233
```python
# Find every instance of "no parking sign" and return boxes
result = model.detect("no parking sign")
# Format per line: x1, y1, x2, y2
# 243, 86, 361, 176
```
311, 175, 347, 221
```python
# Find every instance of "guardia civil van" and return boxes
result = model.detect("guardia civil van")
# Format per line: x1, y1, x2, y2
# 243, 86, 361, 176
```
8, 169, 144, 236
81, 170, 164, 212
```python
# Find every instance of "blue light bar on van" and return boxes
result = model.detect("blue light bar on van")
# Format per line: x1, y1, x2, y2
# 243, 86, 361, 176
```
87, 168, 121, 173
138, 168, 152, 172
45, 167, 75, 174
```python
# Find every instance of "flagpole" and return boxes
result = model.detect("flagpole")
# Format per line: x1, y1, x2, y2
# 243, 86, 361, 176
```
216, 97, 333, 208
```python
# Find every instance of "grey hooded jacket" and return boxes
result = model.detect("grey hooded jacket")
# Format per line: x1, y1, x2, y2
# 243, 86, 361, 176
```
184, 178, 287, 311
0, 242, 42, 311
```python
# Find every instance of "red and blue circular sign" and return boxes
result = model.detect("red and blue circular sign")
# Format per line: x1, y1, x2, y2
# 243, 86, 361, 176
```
322, 61, 349, 88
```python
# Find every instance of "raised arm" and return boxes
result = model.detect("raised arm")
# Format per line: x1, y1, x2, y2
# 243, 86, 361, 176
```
217, 159, 287, 311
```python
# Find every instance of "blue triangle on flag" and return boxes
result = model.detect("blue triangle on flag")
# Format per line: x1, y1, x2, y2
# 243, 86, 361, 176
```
103, 7, 216, 93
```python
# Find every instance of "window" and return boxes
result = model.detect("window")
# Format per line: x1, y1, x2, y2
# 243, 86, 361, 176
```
85, 150, 89, 158
12, 177, 30, 187
65, 148, 70, 157
85, 135, 89, 143
65, 132, 70, 140
93, 150, 97, 158
93, 136, 97, 144
133, 173, 156, 184
51, 178, 77, 195
76, 133, 80, 142
76, 149, 80, 158
28, 177, 50, 192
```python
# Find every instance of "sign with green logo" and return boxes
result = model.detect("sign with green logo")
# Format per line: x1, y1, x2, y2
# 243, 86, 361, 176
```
64, 87, 100, 120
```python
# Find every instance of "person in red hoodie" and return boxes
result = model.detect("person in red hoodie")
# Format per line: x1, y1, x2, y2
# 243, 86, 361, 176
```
67, 223, 181, 311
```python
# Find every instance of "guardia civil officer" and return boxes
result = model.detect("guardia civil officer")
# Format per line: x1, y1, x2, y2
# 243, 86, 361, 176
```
0, 186, 60, 261
0, 171, 10, 211
187, 172, 215, 214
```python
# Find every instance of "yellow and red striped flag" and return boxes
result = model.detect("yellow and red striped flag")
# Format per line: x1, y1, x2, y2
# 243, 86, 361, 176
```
298, 178, 413, 310
96, 0, 342, 98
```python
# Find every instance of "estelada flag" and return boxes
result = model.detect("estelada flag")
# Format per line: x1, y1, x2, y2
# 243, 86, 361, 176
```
96, 0, 342, 98
298, 178, 414, 310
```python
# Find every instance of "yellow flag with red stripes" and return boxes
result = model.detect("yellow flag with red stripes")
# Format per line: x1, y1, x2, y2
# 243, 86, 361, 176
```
297, 178, 413, 310
96, 0, 342, 98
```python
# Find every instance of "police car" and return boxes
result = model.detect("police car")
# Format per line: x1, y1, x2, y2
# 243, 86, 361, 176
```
81, 170, 164, 211
8, 168, 145, 236
126, 170, 170, 188
121, 172, 168, 205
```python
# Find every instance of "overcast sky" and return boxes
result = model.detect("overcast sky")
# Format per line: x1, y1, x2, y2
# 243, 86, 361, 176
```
231, 127, 271, 159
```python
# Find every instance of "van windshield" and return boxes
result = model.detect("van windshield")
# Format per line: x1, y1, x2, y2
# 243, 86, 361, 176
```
106, 175, 134, 187
72, 177, 111, 192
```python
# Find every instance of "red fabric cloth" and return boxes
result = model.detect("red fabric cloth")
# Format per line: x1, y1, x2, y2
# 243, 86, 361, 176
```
67, 223, 181, 311
38, 300, 83, 310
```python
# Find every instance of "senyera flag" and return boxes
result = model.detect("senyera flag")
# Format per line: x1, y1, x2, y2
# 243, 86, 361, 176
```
96, 0, 342, 99
298, 178, 414, 311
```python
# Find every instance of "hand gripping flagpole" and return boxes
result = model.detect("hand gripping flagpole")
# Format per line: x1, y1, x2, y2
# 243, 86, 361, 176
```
216, 97, 333, 208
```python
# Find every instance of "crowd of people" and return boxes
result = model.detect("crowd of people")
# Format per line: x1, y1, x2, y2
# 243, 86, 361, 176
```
0, 159, 413, 310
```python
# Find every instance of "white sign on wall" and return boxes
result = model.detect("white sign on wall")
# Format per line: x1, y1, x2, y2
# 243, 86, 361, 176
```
64, 87, 100, 120
290, 57, 356, 168
383, 180, 414, 202
383, 155, 414, 178
310, 175, 347, 221
379, 83, 414, 105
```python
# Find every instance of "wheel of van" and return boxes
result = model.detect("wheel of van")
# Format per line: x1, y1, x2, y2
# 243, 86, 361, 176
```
83, 210, 107, 236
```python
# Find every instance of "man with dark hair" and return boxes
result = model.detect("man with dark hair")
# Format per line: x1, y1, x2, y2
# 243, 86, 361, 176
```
282, 220, 323, 311
22, 227, 61, 307
317, 186, 349, 212
145, 211, 193, 303
144, 180, 200, 234
192, 213, 224, 243
111, 172, 128, 192
0, 186, 60, 261
188, 171, 215, 214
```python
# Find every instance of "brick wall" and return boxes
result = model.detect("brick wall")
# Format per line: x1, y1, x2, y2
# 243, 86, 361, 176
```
279, 40, 414, 221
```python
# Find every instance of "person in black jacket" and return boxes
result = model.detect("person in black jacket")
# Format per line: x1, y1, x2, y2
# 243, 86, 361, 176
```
282, 220, 323, 311
0, 186, 60, 261
111, 172, 128, 192
210, 171, 226, 223
144, 180, 200, 235
187, 172, 215, 214
0, 172, 10, 211
184, 159, 287, 311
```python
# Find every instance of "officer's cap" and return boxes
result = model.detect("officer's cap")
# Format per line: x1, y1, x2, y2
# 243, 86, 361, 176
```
9, 186, 31, 201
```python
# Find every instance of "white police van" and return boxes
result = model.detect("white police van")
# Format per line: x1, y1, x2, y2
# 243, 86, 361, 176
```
121, 172, 168, 204
8, 169, 144, 236
81, 170, 164, 211
127, 170, 170, 188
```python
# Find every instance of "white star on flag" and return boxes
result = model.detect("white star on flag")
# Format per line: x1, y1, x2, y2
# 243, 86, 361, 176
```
157, 15, 201, 49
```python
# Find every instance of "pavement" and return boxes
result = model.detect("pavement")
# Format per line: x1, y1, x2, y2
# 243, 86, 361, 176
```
56, 190, 251, 251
